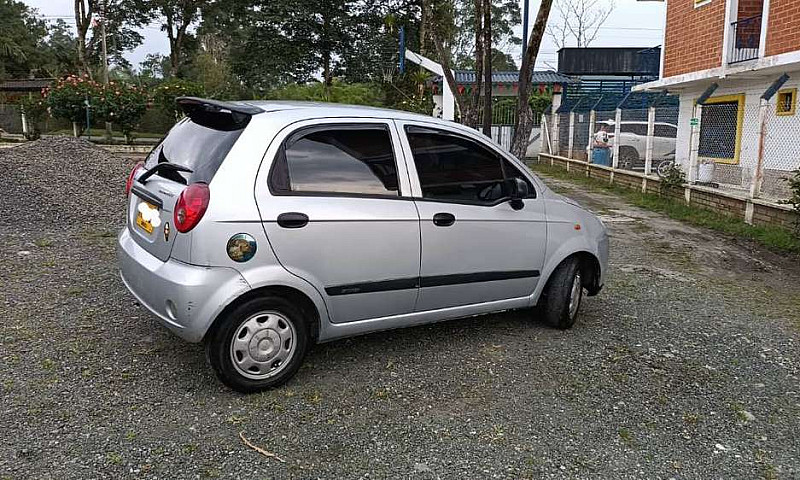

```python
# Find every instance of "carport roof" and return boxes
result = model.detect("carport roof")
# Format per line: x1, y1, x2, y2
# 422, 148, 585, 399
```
0, 78, 53, 92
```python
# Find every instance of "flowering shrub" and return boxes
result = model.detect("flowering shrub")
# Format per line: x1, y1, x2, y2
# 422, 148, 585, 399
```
46, 75, 149, 143
45, 75, 102, 134
94, 81, 149, 144
153, 79, 205, 119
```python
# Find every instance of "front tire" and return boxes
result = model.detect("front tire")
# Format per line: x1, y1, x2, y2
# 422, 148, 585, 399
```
540, 258, 584, 330
206, 296, 309, 393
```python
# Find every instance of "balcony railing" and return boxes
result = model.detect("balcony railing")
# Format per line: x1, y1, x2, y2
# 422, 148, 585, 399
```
729, 15, 762, 64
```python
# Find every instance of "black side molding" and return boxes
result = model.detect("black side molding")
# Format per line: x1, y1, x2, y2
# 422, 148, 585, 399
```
419, 270, 540, 288
325, 278, 420, 296
325, 270, 540, 296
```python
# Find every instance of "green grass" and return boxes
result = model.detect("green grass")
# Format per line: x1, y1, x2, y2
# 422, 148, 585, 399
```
530, 163, 800, 255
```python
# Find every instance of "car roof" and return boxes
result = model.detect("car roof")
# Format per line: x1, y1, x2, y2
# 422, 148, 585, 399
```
233, 99, 457, 124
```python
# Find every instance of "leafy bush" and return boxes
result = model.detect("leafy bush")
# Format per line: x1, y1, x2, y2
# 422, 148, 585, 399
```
382, 71, 434, 115
94, 81, 149, 144
20, 94, 48, 140
783, 169, 800, 232
659, 162, 687, 193
46, 74, 102, 134
265, 81, 385, 107
153, 79, 206, 120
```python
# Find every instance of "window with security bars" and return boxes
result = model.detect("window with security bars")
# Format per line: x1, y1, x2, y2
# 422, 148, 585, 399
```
699, 101, 740, 162
776, 89, 796, 116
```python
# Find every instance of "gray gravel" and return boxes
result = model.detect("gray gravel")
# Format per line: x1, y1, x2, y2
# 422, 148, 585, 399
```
1, 139, 800, 479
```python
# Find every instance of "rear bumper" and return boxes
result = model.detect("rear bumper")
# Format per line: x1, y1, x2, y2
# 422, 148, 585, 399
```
117, 227, 251, 342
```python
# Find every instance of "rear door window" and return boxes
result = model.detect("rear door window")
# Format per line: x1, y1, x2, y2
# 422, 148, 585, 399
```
145, 118, 246, 184
270, 125, 399, 197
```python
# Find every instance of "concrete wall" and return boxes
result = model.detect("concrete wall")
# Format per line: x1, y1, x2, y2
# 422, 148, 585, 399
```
673, 71, 800, 198
533, 153, 798, 231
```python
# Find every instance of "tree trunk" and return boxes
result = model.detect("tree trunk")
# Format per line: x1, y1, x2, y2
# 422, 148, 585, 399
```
427, 3, 467, 116
74, 0, 92, 77
510, 0, 553, 159
482, 0, 492, 136
467, 0, 484, 128
419, 0, 427, 57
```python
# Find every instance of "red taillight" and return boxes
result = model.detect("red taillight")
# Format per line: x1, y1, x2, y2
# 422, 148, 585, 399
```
125, 162, 144, 195
174, 183, 210, 233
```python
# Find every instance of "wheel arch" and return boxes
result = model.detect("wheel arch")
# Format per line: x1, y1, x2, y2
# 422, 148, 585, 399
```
204, 285, 321, 343
537, 249, 603, 305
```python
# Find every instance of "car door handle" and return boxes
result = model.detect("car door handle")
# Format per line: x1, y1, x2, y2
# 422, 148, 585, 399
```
432, 212, 456, 227
277, 212, 309, 229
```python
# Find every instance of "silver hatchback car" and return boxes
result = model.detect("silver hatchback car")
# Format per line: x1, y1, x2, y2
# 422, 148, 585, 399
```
118, 97, 608, 393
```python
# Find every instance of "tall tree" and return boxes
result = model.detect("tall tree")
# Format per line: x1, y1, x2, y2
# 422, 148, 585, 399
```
510, 0, 553, 159
481, 0, 491, 136
42, 19, 80, 77
143, 0, 206, 77
87, 0, 147, 71
74, 0, 97, 76
465, 0, 483, 128
0, 0, 49, 78
449, 0, 521, 69
427, 0, 468, 117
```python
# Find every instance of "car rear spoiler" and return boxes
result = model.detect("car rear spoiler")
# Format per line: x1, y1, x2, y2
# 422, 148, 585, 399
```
176, 97, 262, 131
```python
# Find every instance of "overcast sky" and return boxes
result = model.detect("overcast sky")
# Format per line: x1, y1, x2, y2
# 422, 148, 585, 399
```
22, 0, 666, 72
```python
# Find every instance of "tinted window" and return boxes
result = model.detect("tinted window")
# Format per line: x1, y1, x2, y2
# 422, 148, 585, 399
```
620, 123, 648, 136
145, 118, 246, 184
654, 125, 677, 138
405, 126, 533, 204
271, 126, 399, 196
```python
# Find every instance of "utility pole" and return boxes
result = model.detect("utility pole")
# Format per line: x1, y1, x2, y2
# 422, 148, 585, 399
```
522, 0, 530, 60
100, 0, 112, 141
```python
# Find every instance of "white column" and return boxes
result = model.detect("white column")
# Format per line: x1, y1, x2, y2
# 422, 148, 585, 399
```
567, 112, 575, 159
721, 0, 738, 67
688, 104, 702, 183
442, 79, 455, 121
551, 113, 560, 155
612, 108, 622, 169
588, 109, 596, 163
645, 106, 656, 176
749, 99, 769, 198
759, 0, 771, 59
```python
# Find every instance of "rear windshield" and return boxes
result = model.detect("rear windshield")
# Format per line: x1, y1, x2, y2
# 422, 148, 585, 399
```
145, 118, 246, 184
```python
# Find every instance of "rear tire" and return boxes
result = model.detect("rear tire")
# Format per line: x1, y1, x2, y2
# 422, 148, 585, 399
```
205, 296, 309, 393
540, 257, 584, 330
618, 146, 639, 170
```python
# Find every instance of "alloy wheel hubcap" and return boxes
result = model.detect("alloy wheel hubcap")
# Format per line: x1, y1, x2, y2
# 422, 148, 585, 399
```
568, 273, 582, 319
230, 311, 296, 380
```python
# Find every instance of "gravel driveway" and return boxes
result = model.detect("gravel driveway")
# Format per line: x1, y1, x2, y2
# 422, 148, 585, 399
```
2, 138, 799, 479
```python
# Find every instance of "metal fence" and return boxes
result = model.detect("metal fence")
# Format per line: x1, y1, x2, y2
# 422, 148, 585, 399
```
469, 98, 542, 150
543, 90, 798, 203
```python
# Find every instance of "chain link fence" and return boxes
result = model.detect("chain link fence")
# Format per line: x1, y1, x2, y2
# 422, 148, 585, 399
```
544, 89, 798, 204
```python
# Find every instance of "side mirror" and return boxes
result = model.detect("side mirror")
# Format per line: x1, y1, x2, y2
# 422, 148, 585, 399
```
509, 177, 529, 199
508, 177, 528, 210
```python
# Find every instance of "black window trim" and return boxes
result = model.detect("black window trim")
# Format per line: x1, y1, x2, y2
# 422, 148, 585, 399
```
403, 124, 537, 207
267, 122, 407, 200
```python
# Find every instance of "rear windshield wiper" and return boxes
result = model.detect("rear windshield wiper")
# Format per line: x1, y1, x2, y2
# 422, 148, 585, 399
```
137, 162, 193, 186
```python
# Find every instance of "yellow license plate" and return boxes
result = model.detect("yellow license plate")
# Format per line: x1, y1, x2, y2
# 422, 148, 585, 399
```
136, 211, 154, 234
